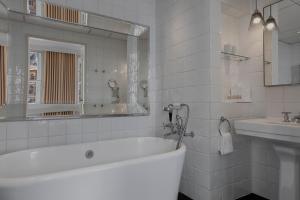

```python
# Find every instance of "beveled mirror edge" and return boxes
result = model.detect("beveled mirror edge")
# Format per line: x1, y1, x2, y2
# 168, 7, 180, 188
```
0, 0, 150, 37
0, 112, 150, 123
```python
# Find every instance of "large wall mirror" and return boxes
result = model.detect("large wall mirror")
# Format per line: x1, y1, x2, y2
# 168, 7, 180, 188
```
264, 0, 300, 86
0, 0, 150, 120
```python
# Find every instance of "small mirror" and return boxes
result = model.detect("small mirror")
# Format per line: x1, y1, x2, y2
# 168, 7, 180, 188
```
0, 0, 150, 120
264, 0, 300, 86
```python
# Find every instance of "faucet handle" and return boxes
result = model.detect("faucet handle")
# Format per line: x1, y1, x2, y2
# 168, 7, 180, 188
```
282, 112, 291, 122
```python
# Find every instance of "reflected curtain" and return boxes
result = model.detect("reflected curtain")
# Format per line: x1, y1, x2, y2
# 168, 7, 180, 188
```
0, 45, 6, 107
43, 111, 76, 116
43, 51, 76, 104
44, 2, 80, 24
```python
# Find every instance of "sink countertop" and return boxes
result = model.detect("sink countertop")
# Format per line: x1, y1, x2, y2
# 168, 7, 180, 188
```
234, 118, 300, 144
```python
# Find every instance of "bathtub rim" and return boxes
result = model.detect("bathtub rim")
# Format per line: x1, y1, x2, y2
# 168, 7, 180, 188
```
0, 137, 186, 187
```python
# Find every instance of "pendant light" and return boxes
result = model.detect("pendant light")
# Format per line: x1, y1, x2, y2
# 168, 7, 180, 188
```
249, 0, 264, 29
265, 5, 278, 31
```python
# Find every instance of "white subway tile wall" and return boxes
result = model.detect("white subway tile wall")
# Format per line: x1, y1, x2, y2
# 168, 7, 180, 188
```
156, 0, 250, 199
0, 116, 155, 153
1, 0, 300, 200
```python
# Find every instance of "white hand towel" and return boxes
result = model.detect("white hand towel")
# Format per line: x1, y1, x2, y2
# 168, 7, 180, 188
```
219, 132, 233, 155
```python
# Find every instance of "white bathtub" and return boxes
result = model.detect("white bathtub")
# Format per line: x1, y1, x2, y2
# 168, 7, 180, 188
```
0, 137, 186, 200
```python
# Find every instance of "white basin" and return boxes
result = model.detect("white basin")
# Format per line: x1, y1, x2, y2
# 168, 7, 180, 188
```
235, 118, 300, 144
235, 118, 300, 200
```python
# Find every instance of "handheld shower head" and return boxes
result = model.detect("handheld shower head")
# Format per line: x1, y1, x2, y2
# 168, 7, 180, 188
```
163, 104, 174, 122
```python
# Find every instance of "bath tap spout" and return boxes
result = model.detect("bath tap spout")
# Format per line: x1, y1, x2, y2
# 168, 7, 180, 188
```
163, 103, 194, 150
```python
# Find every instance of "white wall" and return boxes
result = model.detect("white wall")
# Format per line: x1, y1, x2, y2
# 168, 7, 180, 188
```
156, 0, 253, 199
0, 0, 157, 154
156, 0, 212, 199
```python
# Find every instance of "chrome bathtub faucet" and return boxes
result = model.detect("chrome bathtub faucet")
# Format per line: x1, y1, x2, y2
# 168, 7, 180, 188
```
163, 103, 194, 149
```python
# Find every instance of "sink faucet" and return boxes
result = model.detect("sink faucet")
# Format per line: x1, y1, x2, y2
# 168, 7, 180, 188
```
292, 114, 300, 123
163, 103, 194, 149
282, 112, 291, 122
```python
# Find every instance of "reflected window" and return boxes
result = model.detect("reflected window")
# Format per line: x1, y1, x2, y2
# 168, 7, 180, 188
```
44, 2, 80, 24
27, 37, 85, 116
27, 0, 87, 25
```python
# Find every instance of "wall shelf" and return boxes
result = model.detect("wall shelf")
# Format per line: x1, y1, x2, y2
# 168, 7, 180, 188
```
221, 51, 250, 62
264, 60, 272, 65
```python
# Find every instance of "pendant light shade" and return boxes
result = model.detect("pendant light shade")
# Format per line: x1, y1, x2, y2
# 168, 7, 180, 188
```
249, 0, 264, 29
265, 5, 278, 31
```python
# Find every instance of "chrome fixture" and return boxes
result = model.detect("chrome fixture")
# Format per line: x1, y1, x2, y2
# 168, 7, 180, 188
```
282, 112, 291, 122
280, 112, 300, 123
292, 114, 300, 123
140, 80, 148, 98
163, 103, 194, 149
265, 5, 278, 31
108, 79, 120, 104
85, 150, 94, 159
249, 0, 264, 29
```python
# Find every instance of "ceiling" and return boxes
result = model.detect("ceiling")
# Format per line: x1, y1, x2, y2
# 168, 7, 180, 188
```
221, 0, 251, 18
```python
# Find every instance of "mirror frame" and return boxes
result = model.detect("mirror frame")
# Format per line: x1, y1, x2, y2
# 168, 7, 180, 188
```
263, 0, 300, 87
0, 0, 151, 121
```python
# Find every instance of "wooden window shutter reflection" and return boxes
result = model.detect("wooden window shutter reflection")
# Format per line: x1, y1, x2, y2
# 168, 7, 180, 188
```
43, 51, 76, 104
44, 2, 80, 24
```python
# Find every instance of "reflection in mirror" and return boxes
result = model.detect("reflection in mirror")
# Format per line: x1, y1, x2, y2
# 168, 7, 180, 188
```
26, 37, 85, 117
108, 80, 120, 104
24, 0, 146, 37
27, 0, 87, 25
0, 0, 149, 120
264, 0, 300, 86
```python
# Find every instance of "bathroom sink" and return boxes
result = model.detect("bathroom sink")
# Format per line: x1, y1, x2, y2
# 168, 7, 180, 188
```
265, 120, 300, 126
234, 118, 300, 144
235, 118, 300, 200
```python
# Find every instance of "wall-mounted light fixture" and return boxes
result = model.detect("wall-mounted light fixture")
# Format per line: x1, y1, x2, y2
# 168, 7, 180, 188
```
265, 5, 278, 31
249, 0, 264, 29
249, 0, 280, 32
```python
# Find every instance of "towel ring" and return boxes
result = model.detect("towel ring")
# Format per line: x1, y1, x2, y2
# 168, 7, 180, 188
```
218, 116, 232, 136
